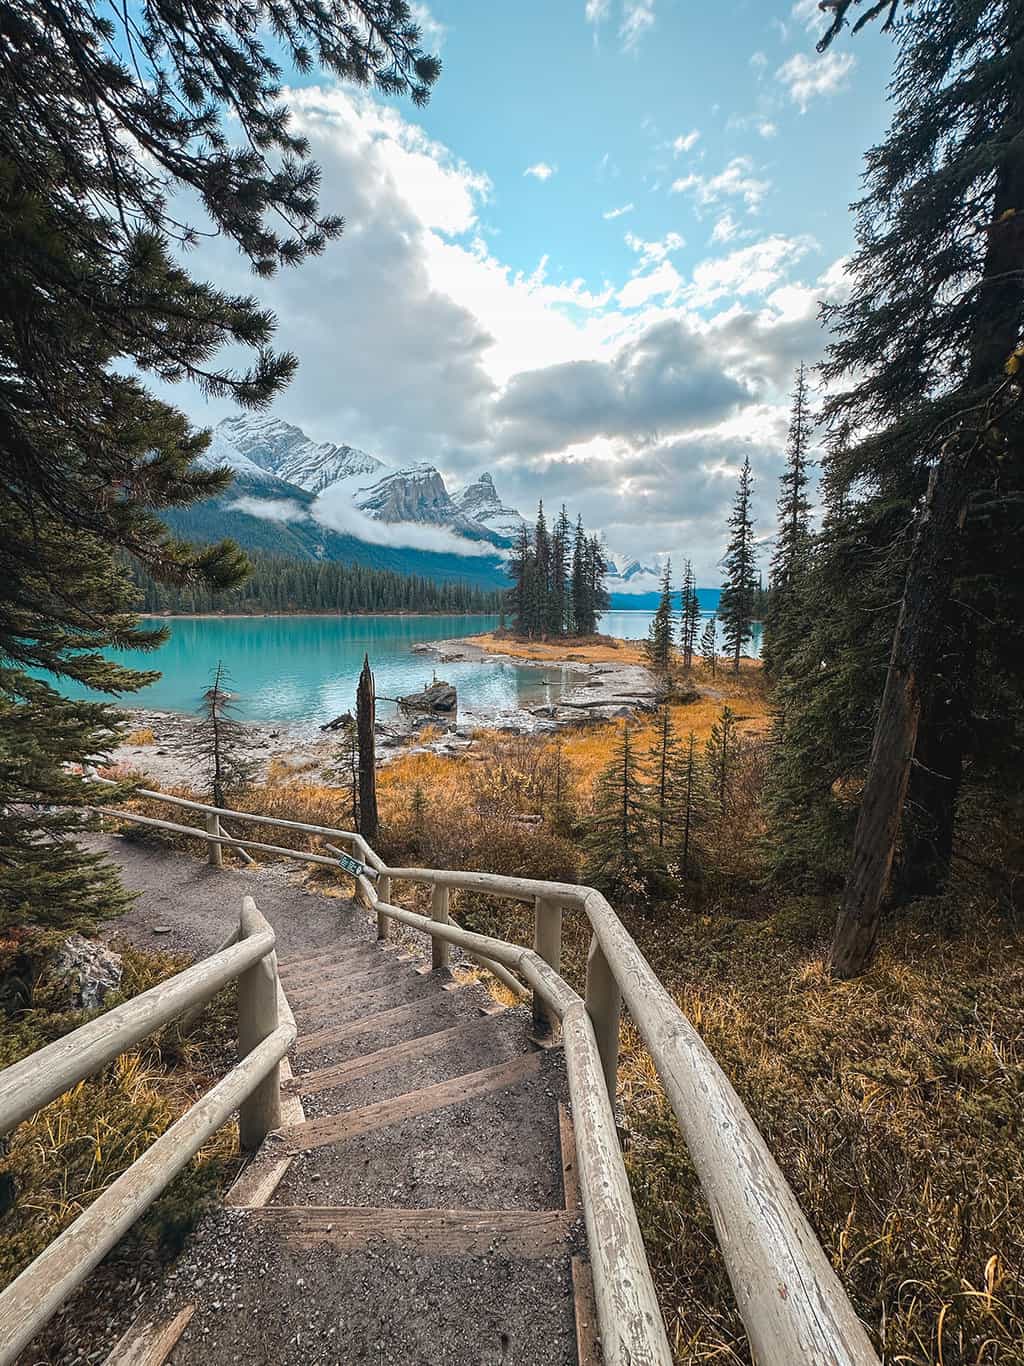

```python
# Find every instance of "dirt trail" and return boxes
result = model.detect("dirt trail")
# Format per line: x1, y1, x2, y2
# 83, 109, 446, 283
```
70, 837, 590, 1366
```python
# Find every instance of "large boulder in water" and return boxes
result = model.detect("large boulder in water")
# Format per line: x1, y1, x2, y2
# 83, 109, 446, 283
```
398, 680, 457, 714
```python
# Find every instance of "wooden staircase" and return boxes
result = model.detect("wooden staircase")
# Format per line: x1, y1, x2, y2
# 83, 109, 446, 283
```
110, 931, 597, 1365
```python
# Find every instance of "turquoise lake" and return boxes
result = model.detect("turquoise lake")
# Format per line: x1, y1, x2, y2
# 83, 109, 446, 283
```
52, 611, 761, 729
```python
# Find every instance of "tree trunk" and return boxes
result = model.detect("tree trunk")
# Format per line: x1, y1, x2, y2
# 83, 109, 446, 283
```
894, 614, 977, 901
356, 655, 379, 841
831, 122, 1024, 979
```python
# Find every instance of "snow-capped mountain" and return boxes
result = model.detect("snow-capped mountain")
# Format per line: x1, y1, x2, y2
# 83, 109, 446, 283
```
197, 428, 271, 479
217, 414, 383, 494
453, 473, 528, 544
199, 413, 643, 590
606, 552, 658, 582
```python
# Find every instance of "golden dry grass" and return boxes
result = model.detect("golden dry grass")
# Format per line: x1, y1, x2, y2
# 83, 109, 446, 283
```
124, 727, 156, 746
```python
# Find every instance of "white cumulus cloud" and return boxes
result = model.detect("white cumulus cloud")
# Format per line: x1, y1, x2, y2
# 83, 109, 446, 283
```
672, 129, 701, 154
776, 50, 856, 112
603, 202, 635, 219
672, 156, 771, 214
524, 161, 556, 181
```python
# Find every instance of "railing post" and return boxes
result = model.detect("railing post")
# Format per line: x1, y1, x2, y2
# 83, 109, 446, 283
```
377, 874, 392, 941
585, 933, 620, 1109
532, 895, 563, 1039
431, 883, 450, 971
206, 812, 222, 867
237, 907, 282, 1150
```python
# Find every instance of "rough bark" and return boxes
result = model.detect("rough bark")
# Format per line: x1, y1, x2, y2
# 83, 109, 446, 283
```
356, 654, 379, 841
831, 114, 1024, 979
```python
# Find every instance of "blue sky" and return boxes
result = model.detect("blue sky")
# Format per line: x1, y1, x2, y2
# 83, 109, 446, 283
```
181, 0, 899, 584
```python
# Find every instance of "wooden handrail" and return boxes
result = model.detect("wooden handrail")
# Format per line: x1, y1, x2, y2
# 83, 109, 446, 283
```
0, 899, 293, 1366
85, 786, 881, 1366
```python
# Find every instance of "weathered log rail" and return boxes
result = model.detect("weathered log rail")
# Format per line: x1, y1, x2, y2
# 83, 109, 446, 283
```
0, 898, 290, 1365
6, 784, 881, 1366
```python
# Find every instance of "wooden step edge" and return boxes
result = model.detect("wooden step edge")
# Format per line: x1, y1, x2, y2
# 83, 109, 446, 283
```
290, 976, 438, 1028
281, 1050, 544, 1152
246, 1205, 576, 1258
279, 942, 385, 976
292, 991, 468, 1057
285, 961, 417, 1006
286, 1007, 510, 1097
101, 1304, 195, 1366
225, 1056, 306, 1209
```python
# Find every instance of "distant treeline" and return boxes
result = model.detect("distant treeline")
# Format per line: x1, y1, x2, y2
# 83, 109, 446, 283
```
127, 552, 506, 615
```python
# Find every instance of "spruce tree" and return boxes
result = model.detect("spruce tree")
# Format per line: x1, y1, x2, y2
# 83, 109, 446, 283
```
647, 707, 681, 849
718, 458, 758, 673
570, 515, 588, 636
550, 506, 572, 637
644, 561, 674, 676
186, 663, 257, 808
761, 2, 1024, 970
678, 560, 701, 671
508, 524, 533, 634
581, 725, 653, 903
700, 616, 718, 676
671, 730, 706, 879
763, 365, 814, 682
2, 0, 439, 929
705, 706, 739, 816
327, 717, 360, 830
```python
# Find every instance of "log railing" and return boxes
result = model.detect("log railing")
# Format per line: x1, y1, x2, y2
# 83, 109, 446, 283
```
56, 784, 879, 1366
0, 897, 291, 1366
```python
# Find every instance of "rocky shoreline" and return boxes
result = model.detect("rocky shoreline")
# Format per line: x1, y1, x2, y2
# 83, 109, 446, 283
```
110, 640, 661, 787
413, 637, 662, 725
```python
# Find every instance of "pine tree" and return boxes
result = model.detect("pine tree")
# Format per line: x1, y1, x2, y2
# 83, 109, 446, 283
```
1, 0, 439, 929
186, 663, 257, 808
550, 506, 572, 636
700, 616, 718, 676
678, 559, 701, 671
581, 725, 653, 903
647, 707, 681, 849
762, 3, 1024, 971
763, 365, 814, 682
570, 515, 588, 636
586, 536, 611, 633
508, 524, 533, 632
644, 561, 674, 675
705, 706, 739, 816
672, 730, 706, 879
718, 457, 757, 673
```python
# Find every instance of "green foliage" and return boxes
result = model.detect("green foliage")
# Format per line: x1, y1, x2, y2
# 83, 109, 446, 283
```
765, 6, 1024, 904
718, 459, 757, 673
128, 551, 504, 615
581, 725, 664, 906
763, 364, 814, 683
509, 504, 609, 638
678, 560, 701, 670
699, 616, 718, 675
704, 706, 739, 817
644, 562, 674, 675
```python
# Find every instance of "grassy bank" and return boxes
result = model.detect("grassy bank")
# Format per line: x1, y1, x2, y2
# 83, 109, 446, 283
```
108, 653, 1023, 1364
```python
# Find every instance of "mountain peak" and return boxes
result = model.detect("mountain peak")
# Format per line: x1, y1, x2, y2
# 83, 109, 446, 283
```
216, 415, 384, 495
